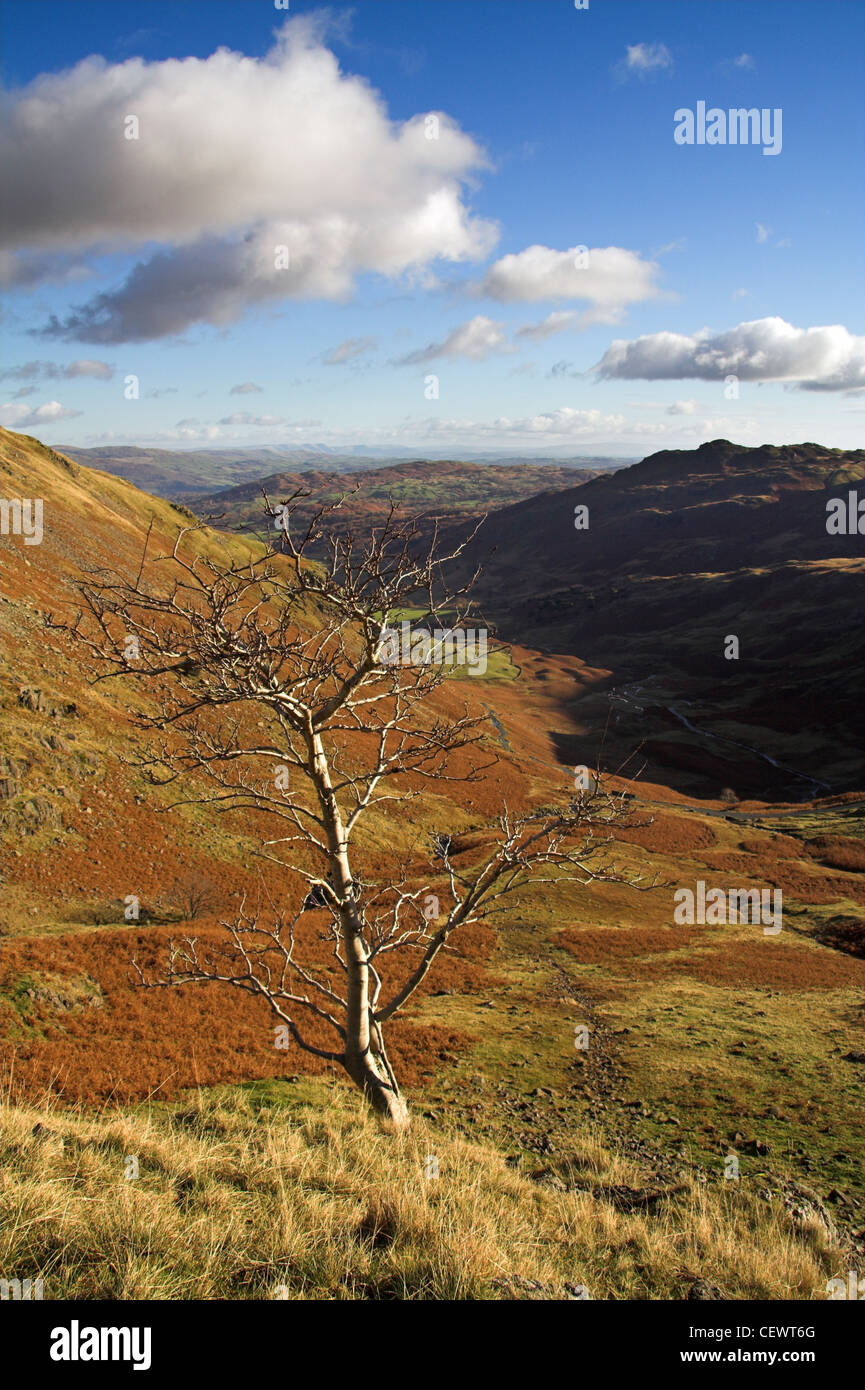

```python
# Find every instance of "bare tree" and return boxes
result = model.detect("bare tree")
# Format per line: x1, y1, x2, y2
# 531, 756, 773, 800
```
172, 872, 219, 922
51, 491, 652, 1130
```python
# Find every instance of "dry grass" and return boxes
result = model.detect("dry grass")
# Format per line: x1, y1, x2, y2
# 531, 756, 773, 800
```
1, 917, 492, 1101
804, 836, 865, 874
0, 1083, 841, 1301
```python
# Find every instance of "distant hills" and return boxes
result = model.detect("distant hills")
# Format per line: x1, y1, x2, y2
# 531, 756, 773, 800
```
7, 427, 863, 797
55, 442, 631, 500
443, 439, 865, 794
188, 457, 607, 546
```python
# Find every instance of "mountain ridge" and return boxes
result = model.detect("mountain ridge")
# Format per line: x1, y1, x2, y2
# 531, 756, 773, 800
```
441, 438, 865, 794
54, 442, 632, 500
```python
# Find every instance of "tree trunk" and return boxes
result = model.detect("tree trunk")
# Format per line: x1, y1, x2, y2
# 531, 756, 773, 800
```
343, 926, 410, 1130
343, 1048, 410, 1129
308, 727, 410, 1131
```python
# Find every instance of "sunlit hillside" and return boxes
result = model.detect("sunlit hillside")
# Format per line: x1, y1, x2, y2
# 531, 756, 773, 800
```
2, 428, 864, 1300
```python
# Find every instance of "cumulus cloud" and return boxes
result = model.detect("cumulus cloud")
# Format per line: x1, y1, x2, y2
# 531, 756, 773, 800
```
398, 315, 512, 364
0, 399, 82, 429
480, 245, 660, 318
619, 42, 673, 77
595, 317, 865, 391
323, 337, 377, 364
0, 358, 113, 381
229, 381, 263, 395
4, 17, 496, 340
666, 399, 698, 415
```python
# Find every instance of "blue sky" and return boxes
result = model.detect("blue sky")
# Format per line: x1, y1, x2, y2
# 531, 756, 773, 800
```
1, 0, 863, 455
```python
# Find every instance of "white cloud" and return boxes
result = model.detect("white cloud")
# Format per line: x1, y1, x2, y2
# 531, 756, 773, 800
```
516, 311, 578, 342
595, 317, 865, 391
217, 412, 285, 427
415, 407, 673, 443
756, 223, 772, 243
3, 17, 496, 340
733, 53, 756, 69
229, 381, 263, 395
323, 337, 377, 365
666, 399, 698, 415
398, 315, 512, 364
64, 359, 114, 380
620, 42, 673, 77
502, 408, 629, 436
651, 238, 687, 257
0, 358, 113, 381
480, 245, 660, 316
0, 399, 83, 428
689, 415, 763, 440
178, 424, 222, 441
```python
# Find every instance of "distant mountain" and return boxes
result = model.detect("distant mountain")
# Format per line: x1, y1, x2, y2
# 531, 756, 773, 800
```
55, 443, 630, 500
444, 439, 865, 795
189, 457, 606, 546
51, 444, 333, 498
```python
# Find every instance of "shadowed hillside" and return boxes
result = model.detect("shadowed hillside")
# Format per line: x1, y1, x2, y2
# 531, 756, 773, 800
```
443, 440, 865, 796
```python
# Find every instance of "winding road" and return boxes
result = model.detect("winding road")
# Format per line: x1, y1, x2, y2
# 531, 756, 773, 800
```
609, 676, 832, 804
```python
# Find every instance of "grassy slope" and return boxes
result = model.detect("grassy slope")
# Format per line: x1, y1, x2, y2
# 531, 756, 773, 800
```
0, 1083, 841, 1300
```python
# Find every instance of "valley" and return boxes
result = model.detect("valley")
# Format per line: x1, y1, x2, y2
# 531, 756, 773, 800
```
2, 0, 863, 1329
1, 426, 863, 1300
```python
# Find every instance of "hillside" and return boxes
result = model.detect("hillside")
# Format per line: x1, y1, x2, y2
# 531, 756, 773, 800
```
444, 440, 865, 796
2, 427, 864, 1299
1, 1083, 841, 1300
189, 458, 602, 548
50, 444, 349, 499
55, 443, 624, 501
